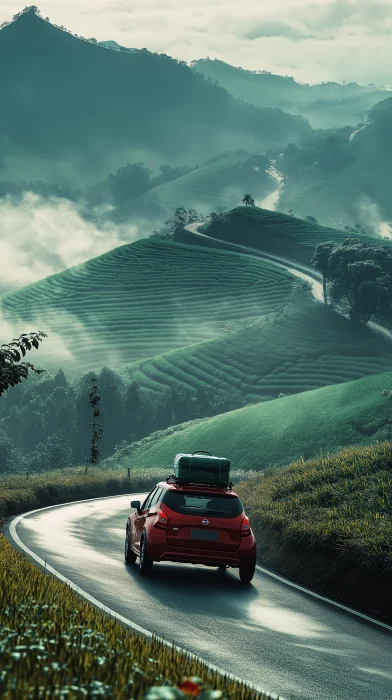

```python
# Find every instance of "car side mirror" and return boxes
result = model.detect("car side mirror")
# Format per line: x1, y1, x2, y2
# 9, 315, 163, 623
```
131, 500, 141, 514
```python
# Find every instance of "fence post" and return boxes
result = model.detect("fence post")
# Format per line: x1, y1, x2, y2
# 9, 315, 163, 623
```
127, 467, 131, 479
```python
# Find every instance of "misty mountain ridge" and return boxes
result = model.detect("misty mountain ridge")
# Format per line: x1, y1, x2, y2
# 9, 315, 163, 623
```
192, 59, 391, 130
0, 8, 310, 185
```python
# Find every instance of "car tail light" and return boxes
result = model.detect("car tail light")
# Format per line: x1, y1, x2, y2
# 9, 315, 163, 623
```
154, 509, 169, 530
241, 515, 251, 536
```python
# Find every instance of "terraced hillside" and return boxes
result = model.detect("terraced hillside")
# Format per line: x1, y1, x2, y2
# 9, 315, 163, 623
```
134, 155, 274, 217
123, 304, 392, 404
107, 371, 392, 472
0, 239, 294, 371
199, 206, 392, 265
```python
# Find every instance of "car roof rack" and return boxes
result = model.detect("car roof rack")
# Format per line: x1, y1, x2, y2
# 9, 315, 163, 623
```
165, 474, 233, 491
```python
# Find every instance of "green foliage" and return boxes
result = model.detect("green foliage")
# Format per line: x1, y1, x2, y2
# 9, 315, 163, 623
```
314, 238, 392, 323
242, 193, 255, 207
0, 536, 265, 699
235, 441, 392, 575
0, 331, 47, 398
87, 376, 103, 465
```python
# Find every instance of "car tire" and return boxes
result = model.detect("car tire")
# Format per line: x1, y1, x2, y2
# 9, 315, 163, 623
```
239, 562, 255, 584
125, 526, 137, 564
139, 533, 154, 576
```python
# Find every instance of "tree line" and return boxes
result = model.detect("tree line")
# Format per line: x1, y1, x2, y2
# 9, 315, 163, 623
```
312, 237, 392, 324
0, 359, 243, 476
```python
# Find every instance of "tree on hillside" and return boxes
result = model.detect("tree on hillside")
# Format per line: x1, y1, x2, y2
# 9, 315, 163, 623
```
124, 381, 147, 442
242, 193, 255, 207
87, 376, 103, 465
150, 205, 202, 239
0, 331, 47, 398
312, 241, 336, 304
305, 215, 318, 224
313, 238, 392, 324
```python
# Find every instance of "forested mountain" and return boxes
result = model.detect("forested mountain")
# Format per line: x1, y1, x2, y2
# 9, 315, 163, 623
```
277, 97, 392, 230
0, 9, 310, 184
192, 59, 390, 130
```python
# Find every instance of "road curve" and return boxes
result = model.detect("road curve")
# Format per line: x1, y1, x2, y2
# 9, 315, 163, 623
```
9, 496, 392, 700
184, 222, 392, 342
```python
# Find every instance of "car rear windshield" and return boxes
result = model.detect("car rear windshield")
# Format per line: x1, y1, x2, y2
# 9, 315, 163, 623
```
162, 490, 243, 518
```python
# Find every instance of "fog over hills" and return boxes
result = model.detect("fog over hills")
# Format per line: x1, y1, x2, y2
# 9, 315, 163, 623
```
277, 97, 392, 231
0, 9, 310, 185
192, 59, 391, 130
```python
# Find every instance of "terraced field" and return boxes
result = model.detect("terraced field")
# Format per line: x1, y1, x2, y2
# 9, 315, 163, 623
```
0, 238, 294, 371
108, 371, 392, 472
134, 157, 274, 216
202, 206, 392, 265
124, 304, 392, 403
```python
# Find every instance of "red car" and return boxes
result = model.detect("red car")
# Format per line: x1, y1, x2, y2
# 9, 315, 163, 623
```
124, 479, 257, 583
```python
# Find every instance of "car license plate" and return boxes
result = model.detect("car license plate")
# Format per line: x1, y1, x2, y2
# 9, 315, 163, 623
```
191, 529, 218, 541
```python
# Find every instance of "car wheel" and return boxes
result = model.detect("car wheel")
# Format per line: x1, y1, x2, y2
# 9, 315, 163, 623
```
217, 565, 228, 574
139, 533, 154, 576
124, 526, 137, 565
239, 562, 255, 584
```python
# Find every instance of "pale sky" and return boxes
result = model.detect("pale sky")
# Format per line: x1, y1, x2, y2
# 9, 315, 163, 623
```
1, 0, 391, 85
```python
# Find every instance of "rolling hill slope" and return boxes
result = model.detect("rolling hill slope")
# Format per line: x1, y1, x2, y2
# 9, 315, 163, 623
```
133, 155, 275, 218
0, 8, 311, 183
122, 303, 392, 404
196, 206, 392, 266
107, 371, 392, 472
0, 238, 294, 372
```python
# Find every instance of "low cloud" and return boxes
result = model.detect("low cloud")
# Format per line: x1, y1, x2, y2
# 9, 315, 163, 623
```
0, 192, 142, 295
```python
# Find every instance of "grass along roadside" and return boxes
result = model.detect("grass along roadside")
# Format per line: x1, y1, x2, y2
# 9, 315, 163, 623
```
0, 466, 162, 523
0, 465, 256, 523
0, 536, 269, 699
236, 441, 392, 623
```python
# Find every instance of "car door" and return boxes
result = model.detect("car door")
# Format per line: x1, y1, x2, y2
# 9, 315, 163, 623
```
131, 487, 158, 554
142, 487, 164, 539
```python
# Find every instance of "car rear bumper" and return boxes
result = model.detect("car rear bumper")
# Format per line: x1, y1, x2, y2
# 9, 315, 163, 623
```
147, 529, 256, 568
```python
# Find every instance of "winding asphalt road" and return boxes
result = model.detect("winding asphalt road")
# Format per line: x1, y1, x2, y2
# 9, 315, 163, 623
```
184, 222, 392, 342
9, 496, 392, 700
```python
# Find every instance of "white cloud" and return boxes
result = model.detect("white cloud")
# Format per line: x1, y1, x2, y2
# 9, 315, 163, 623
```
0, 192, 140, 294
1, 1, 391, 84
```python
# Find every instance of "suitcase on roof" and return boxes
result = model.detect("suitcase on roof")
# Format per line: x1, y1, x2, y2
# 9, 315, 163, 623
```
173, 451, 230, 487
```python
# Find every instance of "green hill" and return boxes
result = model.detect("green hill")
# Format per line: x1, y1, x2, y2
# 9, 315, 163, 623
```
133, 155, 275, 218
123, 303, 392, 405
196, 205, 392, 266
0, 9, 310, 184
108, 372, 392, 472
192, 59, 390, 130
0, 238, 294, 372
277, 101, 392, 229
